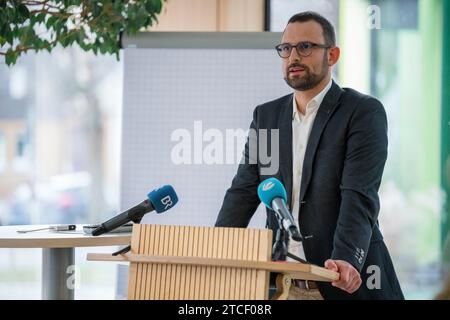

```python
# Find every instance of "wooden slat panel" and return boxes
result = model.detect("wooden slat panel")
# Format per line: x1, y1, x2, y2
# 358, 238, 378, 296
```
161, 225, 171, 298
263, 229, 273, 299
144, 225, 152, 299
161, 225, 170, 299
195, 227, 204, 299
179, 225, 188, 299
147, 225, 157, 299
182, 226, 190, 299
207, 226, 216, 300
228, 227, 237, 299
223, 227, 231, 299
144, 225, 156, 299
191, 226, 198, 299
245, 227, 253, 299
249, 228, 258, 299
168, 225, 177, 299
135, 224, 147, 299
140, 225, 154, 300
141, 225, 149, 300
191, 227, 199, 299
198, 228, 211, 300
160, 225, 168, 299
213, 227, 220, 299
236, 227, 245, 299
255, 229, 272, 299
255, 229, 264, 300
173, 225, 182, 300
127, 224, 142, 299
184, 227, 194, 299
145, 225, 155, 299
183, 227, 193, 299
217, 227, 225, 300
164, 226, 176, 300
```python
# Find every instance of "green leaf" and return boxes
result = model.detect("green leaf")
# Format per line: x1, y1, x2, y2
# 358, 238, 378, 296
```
135, 4, 148, 28
35, 12, 47, 24
46, 16, 59, 30
17, 4, 30, 20
6, 8, 15, 22
5, 26, 12, 45
146, 0, 163, 14
0, 22, 6, 36
60, 32, 76, 48
5, 50, 19, 66
76, 29, 85, 44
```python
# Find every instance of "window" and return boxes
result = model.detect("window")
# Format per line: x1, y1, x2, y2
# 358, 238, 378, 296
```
0, 46, 123, 298
269, 0, 443, 299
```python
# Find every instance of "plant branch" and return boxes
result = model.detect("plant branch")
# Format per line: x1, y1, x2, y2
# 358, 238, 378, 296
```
1, 0, 166, 65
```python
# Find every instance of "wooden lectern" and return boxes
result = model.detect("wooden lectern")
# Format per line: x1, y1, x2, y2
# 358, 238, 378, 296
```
87, 224, 339, 300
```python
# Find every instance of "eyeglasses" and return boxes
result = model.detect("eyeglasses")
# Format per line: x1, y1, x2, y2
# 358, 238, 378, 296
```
275, 41, 331, 58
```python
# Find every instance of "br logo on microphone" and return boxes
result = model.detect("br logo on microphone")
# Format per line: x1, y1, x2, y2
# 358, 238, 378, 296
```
161, 195, 173, 209
262, 181, 275, 191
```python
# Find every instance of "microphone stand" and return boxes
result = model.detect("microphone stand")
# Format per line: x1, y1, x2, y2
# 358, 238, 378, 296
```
272, 226, 288, 261
272, 214, 308, 264
112, 244, 132, 256
111, 215, 144, 256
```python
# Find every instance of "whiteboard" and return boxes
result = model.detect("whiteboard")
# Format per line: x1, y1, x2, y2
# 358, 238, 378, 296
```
120, 32, 290, 228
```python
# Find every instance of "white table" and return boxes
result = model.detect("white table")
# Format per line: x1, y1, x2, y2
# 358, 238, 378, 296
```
0, 225, 131, 300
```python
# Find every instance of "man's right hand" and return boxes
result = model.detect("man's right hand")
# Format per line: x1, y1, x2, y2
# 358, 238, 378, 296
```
324, 259, 362, 294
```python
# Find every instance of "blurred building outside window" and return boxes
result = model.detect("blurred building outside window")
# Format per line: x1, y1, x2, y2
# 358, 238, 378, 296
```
0, 46, 123, 299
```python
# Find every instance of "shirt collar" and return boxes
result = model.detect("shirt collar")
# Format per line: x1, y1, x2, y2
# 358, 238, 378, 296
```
293, 78, 333, 120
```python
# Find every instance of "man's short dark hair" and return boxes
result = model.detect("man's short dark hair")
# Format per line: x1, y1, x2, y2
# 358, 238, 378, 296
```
287, 11, 336, 47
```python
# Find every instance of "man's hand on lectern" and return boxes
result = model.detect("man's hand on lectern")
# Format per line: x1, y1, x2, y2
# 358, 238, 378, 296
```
324, 259, 362, 294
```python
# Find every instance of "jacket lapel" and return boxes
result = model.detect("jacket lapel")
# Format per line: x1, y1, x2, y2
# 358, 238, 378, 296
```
299, 81, 344, 202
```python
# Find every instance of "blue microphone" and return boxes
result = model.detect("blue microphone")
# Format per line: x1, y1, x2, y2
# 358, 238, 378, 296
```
258, 178, 303, 242
92, 185, 178, 236
148, 185, 179, 213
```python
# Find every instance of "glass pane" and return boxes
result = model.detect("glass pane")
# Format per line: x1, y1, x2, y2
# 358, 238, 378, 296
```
0, 46, 123, 299
270, 0, 443, 299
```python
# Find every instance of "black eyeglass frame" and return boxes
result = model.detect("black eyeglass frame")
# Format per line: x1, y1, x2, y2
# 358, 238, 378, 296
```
275, 41, 331, 58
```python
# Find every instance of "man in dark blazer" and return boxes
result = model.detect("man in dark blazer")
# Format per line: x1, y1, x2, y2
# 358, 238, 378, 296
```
215, 11, 404, 300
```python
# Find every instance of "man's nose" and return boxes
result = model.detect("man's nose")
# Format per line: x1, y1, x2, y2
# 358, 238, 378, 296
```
289, 47, 302, 63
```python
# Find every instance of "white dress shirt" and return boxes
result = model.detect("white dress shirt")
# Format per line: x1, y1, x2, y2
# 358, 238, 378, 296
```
288, 78, 333, 261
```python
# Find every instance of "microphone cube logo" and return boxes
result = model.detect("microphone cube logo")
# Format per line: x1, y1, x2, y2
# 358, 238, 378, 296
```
161, 195, 173, 209
262, 181, 275, 191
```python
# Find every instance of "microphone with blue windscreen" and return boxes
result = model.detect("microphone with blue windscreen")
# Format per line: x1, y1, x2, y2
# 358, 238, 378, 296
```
92, 185, 178, 236
257, 178, 303, 242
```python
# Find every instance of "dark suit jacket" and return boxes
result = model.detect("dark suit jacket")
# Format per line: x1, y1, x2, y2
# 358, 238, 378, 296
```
215, 81, 404, 300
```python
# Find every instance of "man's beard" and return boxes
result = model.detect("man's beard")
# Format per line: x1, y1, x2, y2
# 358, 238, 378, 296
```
284, 53, 328, 91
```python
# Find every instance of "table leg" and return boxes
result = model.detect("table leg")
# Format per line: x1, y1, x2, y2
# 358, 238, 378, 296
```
42, 248, 75, 300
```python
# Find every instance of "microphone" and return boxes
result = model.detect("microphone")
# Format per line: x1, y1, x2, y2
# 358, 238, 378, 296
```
92, 185, 178, 236
257, 178, 303, 242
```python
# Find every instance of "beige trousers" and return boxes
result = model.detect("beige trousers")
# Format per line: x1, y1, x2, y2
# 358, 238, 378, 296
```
287, 286, 324, 300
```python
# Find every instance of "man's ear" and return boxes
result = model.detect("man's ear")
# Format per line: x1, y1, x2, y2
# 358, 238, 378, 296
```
328, 46, 340, 66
